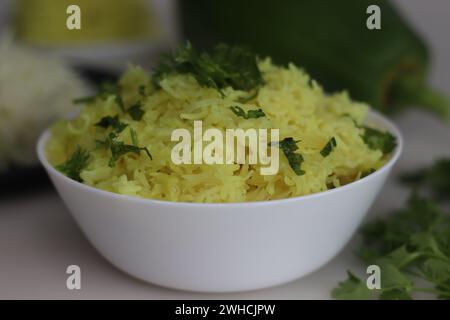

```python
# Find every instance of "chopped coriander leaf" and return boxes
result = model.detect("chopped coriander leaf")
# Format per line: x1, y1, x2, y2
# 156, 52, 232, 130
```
95, 115, 128, 133
271, 138, 305, 176
229, 106, 265, 119
109, 143, 148, 167
285, 153, 305, 176
138, 85, 147, 96
127, 102, 145, 121
361, 168, 376, 178
55, 146, 90, 182
153, 42, 264, 94
362, 126, 397, 154
320, 137, 337, 157
96, 132, 152, 167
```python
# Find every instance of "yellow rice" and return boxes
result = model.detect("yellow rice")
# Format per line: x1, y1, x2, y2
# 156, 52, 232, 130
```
46, 59, 386, 202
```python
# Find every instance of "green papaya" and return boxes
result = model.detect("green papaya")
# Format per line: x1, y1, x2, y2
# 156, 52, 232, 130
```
180, 0, 448, 118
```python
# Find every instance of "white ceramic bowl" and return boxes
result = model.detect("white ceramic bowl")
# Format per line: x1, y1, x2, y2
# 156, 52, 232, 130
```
37, 110, 402, 293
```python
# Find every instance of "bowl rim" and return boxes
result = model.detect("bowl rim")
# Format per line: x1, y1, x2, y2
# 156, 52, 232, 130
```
36, 109, 403, 208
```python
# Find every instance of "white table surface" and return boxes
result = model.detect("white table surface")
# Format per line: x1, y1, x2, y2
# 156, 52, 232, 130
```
0, 0, 449, 299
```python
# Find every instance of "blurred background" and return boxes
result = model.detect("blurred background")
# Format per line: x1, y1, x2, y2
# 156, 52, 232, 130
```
0, 0, 449, 299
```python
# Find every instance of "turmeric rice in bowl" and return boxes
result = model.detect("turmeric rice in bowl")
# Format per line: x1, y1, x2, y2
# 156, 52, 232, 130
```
45, 44, 396, 203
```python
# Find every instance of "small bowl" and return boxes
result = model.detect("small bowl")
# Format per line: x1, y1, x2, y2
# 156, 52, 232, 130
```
37, 110, 403, 293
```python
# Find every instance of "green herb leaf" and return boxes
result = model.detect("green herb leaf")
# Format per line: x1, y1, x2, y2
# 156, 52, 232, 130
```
138, 85, 147, 97
95, 115, 128, 133
361, 168, 376, 178
378, 260, 413, 292
153, 42, 264, 94
422, 258, 450, 284
127, 102, 145, 121
379, 289, 413, 300
385, 246, 422, 269
333, 191, 450, 300
229, 106, 265, 119
320, 137, 337, 157
96, 132, 152, 167
271, 138, 305, 176
362, 126, 397, 154
55, 146, 90, 182
331, 271, 373, 300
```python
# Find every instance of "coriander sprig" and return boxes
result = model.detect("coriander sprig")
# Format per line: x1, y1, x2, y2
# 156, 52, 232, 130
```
332, 192, 450, 300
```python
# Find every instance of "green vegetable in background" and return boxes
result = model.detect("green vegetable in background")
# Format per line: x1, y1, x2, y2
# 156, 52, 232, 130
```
181, 0, 449, 119
332, 192, 450, 300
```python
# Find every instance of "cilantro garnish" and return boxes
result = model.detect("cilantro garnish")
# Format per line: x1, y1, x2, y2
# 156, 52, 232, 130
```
55, 146, 90, 182
271, 138, 305, 176
362, 127, 397, 154
361, 168, 376, 178
153, 42, 264, 94
96, 132, 152, 167
320, 137, 337, 157
95, 115, 128, 133
138, 85, 147, 97
332, 192, 450, 300
229, 106, 265, 119
332, 271, 374, 300
127, 102, 145, 121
